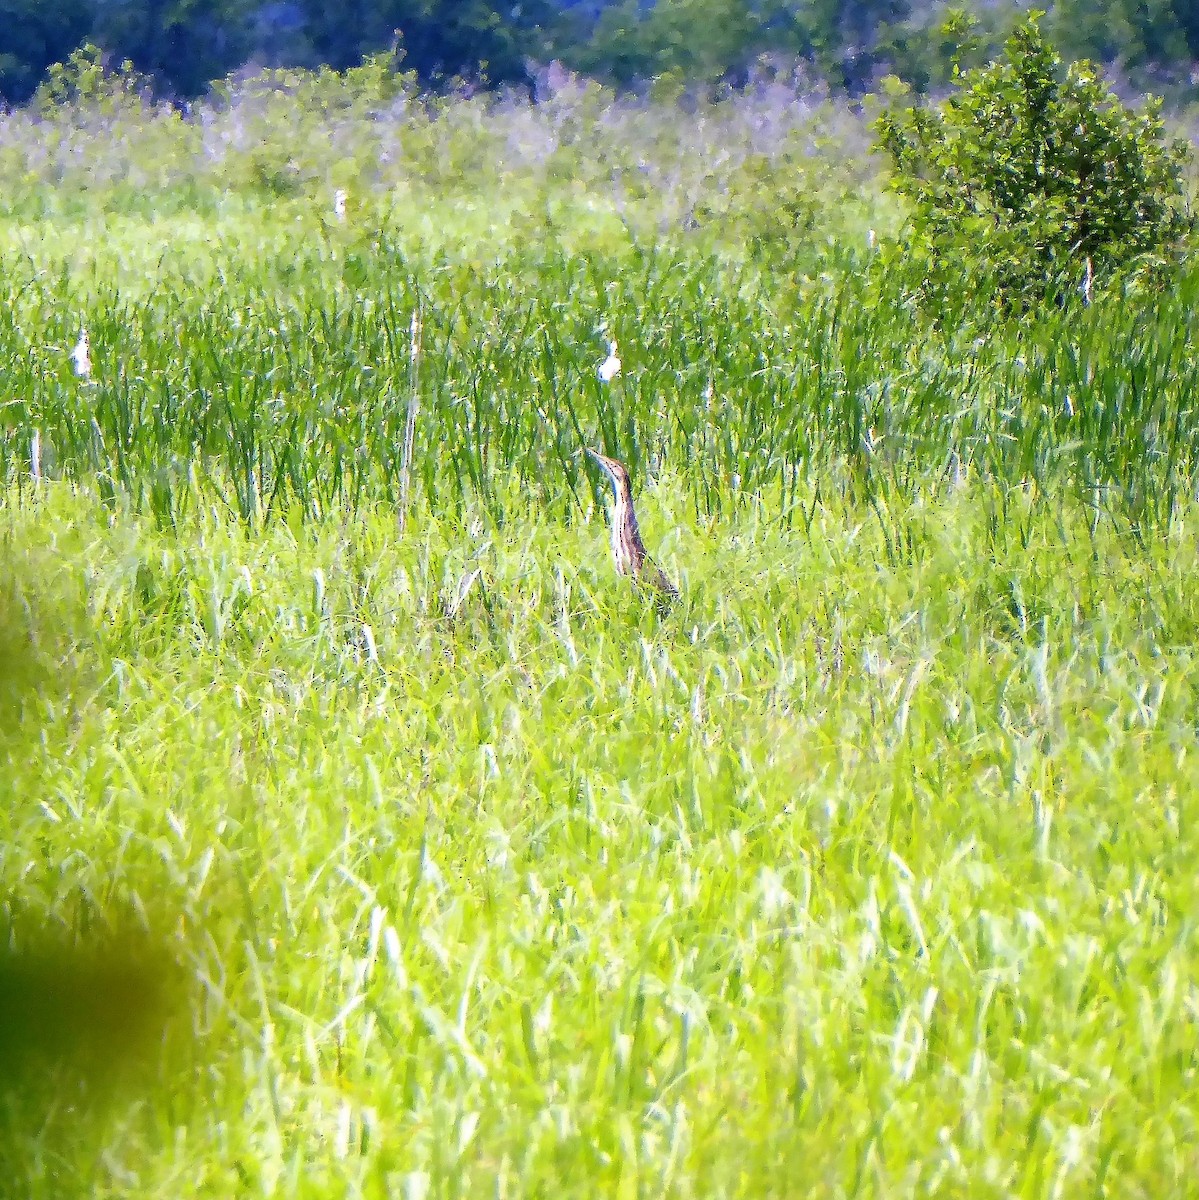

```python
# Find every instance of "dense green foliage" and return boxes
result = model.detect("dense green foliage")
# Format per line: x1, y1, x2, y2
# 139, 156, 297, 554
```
2, 0, 1198, 102
8, 463, 1199, 1198
2, 68, 1199, 1199
5, 221, 1199, 532
876, 13, 1193, 313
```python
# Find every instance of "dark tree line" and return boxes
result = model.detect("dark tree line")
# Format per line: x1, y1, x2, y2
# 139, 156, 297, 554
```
0, 0, 568, 100
1, 0, 1197, 104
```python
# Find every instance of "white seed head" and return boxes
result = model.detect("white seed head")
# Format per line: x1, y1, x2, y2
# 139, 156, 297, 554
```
333, 189, 348, 220
71, 329, 91, 379
598, 340, 621, 383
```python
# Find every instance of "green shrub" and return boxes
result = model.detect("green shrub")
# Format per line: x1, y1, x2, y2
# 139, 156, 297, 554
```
34, 42, 150, 116
874, 11, 1193, 315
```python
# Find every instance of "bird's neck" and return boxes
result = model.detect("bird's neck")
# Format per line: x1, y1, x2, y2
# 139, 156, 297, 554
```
613, 493, 647, 555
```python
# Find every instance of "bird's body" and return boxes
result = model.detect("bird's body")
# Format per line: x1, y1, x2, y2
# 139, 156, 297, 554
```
584, 448, 678, 602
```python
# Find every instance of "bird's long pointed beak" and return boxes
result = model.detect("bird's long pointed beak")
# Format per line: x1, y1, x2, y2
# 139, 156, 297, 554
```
583, 447, 616, 478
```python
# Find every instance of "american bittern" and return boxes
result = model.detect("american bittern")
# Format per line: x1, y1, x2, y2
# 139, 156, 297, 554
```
584, 448, 678, 602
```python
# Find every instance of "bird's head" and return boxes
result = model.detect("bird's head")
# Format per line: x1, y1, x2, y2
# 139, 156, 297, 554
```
584, 448, 631, 497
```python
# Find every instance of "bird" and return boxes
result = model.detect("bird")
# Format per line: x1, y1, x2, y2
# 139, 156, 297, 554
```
584, 448, 678, 603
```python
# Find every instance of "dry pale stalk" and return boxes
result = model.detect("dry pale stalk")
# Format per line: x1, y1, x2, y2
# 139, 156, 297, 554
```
398, 306, 422, 535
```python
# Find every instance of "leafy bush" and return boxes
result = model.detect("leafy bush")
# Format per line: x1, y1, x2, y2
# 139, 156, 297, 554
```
874, 11, 1194, 314
33, 42, 151, 115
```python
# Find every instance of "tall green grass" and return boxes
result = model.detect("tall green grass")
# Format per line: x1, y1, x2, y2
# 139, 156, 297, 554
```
3, 225, 1199, 541
3, 75, 1199, 1200
5, 476, 1199, 1197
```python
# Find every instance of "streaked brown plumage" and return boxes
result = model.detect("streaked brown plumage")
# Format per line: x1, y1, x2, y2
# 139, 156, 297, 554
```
584, 448, 678, 602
